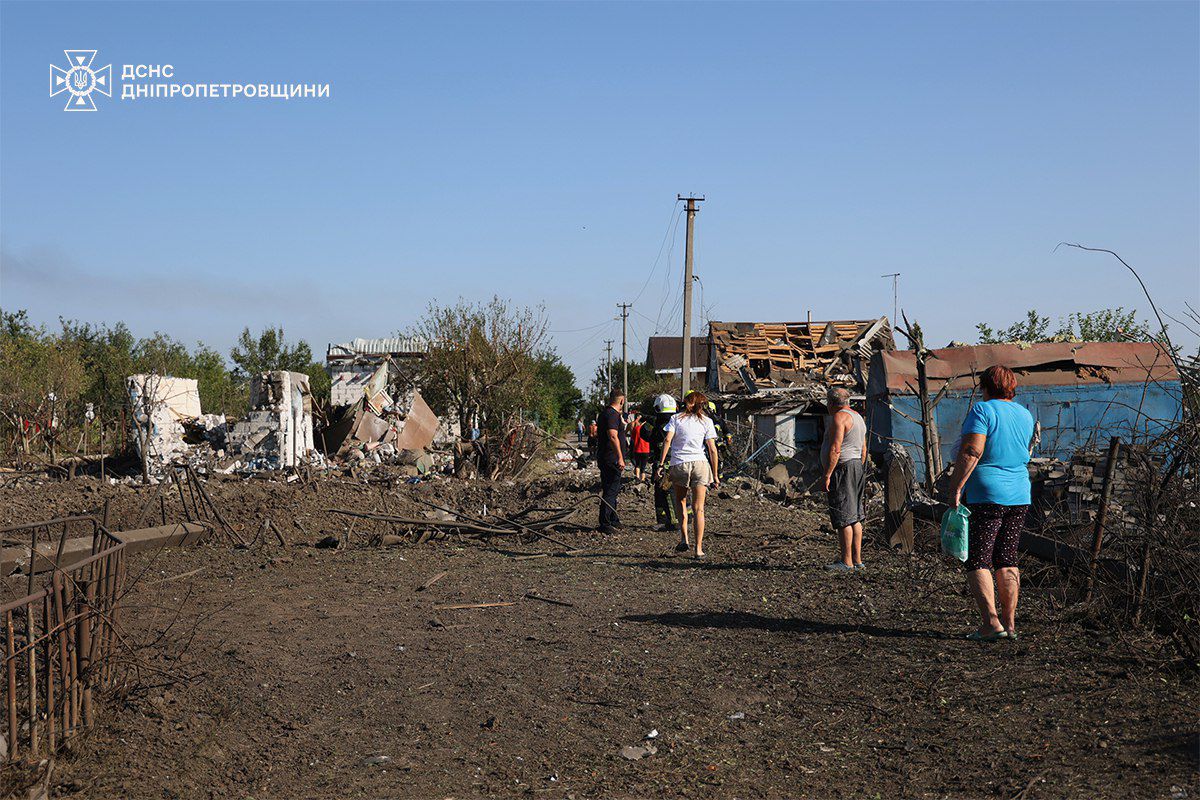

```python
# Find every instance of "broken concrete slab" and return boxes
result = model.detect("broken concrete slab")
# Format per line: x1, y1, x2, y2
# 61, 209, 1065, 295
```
228, 371, 316, 469
1, 522, 210, 578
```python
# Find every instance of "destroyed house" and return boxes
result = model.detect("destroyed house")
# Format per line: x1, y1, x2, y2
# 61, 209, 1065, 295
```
867, 341, 1183, 482
227, 371, 316, 469
707, 318, 894, 394
645, 336, 710, 384
326, 337, 427, 408
707, 318, 895, 470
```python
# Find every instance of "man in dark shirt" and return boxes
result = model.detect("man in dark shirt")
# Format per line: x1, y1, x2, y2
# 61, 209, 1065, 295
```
596, 388, 627, 533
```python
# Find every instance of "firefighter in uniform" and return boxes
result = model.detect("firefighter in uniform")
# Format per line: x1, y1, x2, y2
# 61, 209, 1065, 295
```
647, 393, 679, 532
708, 400, 732, 480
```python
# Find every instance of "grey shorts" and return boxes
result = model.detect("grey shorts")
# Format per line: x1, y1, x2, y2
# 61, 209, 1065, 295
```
827, 459, 866, 529
670, 459, 713, 488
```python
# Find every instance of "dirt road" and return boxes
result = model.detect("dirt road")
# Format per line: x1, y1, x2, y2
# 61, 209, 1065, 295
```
4, 475, 1196, 799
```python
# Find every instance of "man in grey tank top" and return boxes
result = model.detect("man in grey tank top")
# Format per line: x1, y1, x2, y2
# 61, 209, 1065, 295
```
821, 387, 868, 571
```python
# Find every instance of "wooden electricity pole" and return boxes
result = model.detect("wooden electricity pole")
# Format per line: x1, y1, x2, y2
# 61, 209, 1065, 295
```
617, 303, 631, 401
678, 195, 704, 397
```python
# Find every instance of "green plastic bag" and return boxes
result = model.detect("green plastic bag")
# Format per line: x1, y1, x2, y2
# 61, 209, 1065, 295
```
940, 505, 970, 562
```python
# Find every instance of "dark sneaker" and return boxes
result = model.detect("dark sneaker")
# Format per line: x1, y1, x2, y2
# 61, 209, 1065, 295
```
674, 541, 690, 552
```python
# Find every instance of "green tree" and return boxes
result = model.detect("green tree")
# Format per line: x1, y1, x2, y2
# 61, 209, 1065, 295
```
192, 344, 245, 415
58, 319, 136, 420
413, 297, 548, 437
582, 359, 676, 420
0, 311, 86, 461
976, 310, 1051, 344
229, 326, 314, 377
301, 361, 331, 410
1062, 308, 1152, 342
133, 332, 194, 376
977, 308, 1154, 344
529, 351, 581, 433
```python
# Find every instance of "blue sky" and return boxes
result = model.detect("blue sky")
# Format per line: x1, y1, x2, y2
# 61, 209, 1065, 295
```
2, 1, 1197, 386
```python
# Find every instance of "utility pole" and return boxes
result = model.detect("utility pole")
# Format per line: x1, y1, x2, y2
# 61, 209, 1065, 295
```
604, 340, 614, 394
617, 302, 631, 400
678, 194, 704, 396
881, 273, 901, 326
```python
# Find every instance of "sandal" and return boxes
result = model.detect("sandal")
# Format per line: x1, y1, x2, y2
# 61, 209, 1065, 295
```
966, 630, 1008, 642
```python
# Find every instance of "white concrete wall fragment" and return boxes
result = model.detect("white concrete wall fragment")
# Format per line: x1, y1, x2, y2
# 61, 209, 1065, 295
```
125, 374, 202, 469
228, 371, 315, 468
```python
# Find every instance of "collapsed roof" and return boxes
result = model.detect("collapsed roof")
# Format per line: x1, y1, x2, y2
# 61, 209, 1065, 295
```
707, 317, 894, 394
871, 341, 1180, 396
326, 337, 429, 362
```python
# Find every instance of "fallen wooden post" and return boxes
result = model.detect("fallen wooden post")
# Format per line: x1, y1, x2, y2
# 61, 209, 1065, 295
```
416, 571, 448, 592
1085, 437, 1121, 602
523, 592, 574, 608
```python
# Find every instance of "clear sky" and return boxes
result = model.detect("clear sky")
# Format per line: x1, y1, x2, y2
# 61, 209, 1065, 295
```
2, 1, 1197, 387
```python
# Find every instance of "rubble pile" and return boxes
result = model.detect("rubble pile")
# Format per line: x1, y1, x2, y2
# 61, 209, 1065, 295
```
117, 337, 592, 484
227, 371, 317, 471
1029, 445, 1150, 527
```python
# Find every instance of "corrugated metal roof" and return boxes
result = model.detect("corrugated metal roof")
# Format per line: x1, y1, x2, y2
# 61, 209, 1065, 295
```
327, 337, 428, 358
873, 341, 1179, 395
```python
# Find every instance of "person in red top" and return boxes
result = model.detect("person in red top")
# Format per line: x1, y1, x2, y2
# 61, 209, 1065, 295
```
630, 413, 652, 481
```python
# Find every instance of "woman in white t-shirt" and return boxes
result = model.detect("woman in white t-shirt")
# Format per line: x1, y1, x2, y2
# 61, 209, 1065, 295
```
658, 391, 720, 558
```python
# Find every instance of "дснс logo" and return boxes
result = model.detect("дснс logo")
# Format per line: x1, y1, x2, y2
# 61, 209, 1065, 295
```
49, 50, 112, 111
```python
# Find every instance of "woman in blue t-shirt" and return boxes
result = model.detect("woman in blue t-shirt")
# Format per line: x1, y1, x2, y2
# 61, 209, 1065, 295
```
948, 365, 1035, 642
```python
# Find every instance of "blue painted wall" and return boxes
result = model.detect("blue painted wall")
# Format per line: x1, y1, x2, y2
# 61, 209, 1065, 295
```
870, 381, 1183, 481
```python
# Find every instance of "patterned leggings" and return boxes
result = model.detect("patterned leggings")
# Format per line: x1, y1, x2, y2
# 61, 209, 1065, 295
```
964, 503, 1029, 572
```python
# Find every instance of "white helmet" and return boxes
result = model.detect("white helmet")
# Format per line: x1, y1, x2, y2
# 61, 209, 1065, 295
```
654, 394, 678, 413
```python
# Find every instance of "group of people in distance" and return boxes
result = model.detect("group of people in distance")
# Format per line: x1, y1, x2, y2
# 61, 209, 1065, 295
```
584, 363, 1036, 640
588, 387, 728, 558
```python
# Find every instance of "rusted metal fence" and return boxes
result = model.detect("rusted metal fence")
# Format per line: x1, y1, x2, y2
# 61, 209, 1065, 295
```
0, 516, 126, 762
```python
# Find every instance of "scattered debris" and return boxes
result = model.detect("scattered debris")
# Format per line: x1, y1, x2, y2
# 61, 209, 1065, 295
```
416, 571, 449, 591
523, 592, 574, 608
620, 744, 657, 760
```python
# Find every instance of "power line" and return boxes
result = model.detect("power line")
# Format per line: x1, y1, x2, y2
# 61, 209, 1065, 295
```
653, 207, 687, 333
631, 202, 685, 305
631, 307, 660, 328
550, 319, 615, 334
559, 317, 617, 360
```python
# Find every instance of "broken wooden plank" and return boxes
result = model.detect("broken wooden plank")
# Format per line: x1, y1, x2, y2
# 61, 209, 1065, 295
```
433, 601, 515, 610
416, 571, 448, 592
523, 592, 574, 608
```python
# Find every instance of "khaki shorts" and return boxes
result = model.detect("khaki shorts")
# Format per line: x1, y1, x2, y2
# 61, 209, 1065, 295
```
669, 459, 713, 488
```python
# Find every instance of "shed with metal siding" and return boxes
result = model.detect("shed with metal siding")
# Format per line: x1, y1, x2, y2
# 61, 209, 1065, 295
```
867, 342, 1182, 481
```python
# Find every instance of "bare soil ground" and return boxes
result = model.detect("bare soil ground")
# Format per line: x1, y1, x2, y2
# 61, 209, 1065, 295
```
2, 471, 1197, 799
